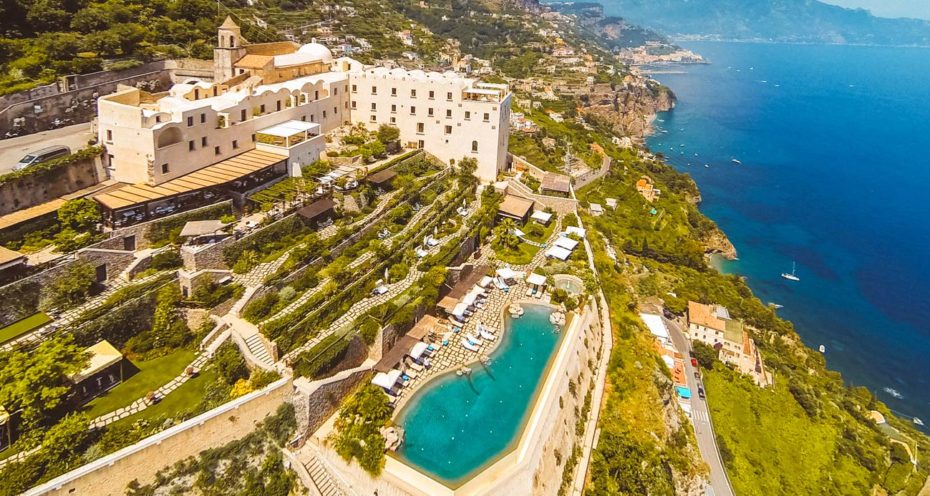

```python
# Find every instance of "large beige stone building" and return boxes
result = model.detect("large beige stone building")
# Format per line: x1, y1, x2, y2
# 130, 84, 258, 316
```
687, 301, 770, 386
94, 18, 509, 226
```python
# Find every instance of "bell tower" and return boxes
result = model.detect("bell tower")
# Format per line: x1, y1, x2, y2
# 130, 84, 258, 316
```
214, 16, 247, 82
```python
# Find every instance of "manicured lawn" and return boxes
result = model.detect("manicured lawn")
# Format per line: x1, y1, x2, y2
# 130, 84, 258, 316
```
494, 242, 538, 265
83, 348, 196, 419
0, 312, 51, 345
105, 365, 220, 430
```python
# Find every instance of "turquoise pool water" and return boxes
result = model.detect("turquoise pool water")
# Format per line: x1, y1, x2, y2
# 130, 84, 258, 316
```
394, 305, 562, 485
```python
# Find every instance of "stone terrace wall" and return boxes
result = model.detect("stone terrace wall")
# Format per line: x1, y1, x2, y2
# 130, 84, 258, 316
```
26, 377, 292, 496
181, 236, 235, 271
0, 248, 135, 327
0, 155, 103, 216
293, 366, 372, 436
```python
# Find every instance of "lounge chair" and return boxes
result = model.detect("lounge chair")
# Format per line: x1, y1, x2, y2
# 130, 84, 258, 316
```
461, 338, 479, 352
479, 328, 496, 341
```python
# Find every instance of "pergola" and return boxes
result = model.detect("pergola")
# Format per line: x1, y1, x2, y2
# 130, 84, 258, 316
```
256, 120, 321, 149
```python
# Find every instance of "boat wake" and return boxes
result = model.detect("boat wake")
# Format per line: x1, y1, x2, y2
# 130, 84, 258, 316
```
884, 387, 903, 399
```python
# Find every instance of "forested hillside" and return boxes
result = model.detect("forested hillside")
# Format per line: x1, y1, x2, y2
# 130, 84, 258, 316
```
0, 0, 277, 95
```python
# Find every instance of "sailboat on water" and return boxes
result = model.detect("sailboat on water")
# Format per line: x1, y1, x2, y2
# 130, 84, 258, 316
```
781, 261, 800, 281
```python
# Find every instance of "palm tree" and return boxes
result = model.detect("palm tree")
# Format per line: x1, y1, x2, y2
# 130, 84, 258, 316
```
494, 219, 521, 250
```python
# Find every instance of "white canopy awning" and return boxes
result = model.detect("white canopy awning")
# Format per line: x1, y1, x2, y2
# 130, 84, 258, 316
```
462, 291, 478, 306
526, 273, 547, 286
496, 267, 523, 280
257, 120, 319, 138
531, 210, 552, 223
513, 228, 525, 237
479, 276, 494, 288
452, 302, 469, 317
565, 226, 587, 239
554, 236, 579, 250
545, 246, 572, 260
639, 313, 671, 341
372, 369, 402, 389
409, 342, 429, 360
662, 355, 675, 370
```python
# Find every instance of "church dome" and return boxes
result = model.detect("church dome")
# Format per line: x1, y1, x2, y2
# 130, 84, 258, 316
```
297, 40, 334, 63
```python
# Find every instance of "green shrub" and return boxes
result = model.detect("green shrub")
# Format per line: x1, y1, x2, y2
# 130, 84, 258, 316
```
149, 250, 182, 271
292, 333, 350, 379
242, 292, 280, 323
214, 342, 249, 385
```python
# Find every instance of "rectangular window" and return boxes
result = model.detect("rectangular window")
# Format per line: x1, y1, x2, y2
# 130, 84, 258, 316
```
390, 117, 396, 124
428, 108, 434, 117
241, 109, 247, 121
201, 137, 207, 147
391, 87, 397, 96
446, 109, 452, 118
483, 112, 489, 122
334, 87, 338, 95
410, 106, 416, 115
446, 92, 452, 101
370, 115, 377, 122
251, 133, 256, 142
106, 129, 113, 141
260, 104, 265, 114
186, 116, 193, 126
200, 113, 206, 123
417, 122, 424, 133
411, 89, 417, 98
371, 86, 377, 95
444, 125, 452, 135
276, 101, 282, 111
352, 84, 357, 93
314, 90, 319, 100
323, 110, 327, 118
161, 163, 169, 174
351, 101, 357, 109
214, 146, 221, 155
311, 114, 315, 121
465, 111, 471, 120
371, 102, 376, 111
391, 104, 396, 113
188, 140, 195, 151
233, 140, 239, 149
428, 90, 434, 99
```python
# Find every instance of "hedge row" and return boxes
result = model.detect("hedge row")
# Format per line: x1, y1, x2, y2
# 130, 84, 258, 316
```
221, 214, 305, 266
0, 146, 103, 186
292, 333, 351, 378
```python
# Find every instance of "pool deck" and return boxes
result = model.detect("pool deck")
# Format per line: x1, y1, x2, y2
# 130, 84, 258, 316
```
391, 291, 553, 413
378, 304, 587, 495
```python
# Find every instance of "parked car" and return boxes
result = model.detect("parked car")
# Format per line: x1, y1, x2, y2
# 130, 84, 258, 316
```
698, 386, 706, 399
14, 145, 71, 171
690, 357, 699, 368
694, 370, 701, 379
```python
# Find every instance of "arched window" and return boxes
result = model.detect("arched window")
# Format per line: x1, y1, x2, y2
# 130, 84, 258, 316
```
471, 140, 478, 152
229, 35, 235, 47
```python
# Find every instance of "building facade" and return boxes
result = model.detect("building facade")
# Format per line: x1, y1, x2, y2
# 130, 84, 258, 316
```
97, 17, 510, 193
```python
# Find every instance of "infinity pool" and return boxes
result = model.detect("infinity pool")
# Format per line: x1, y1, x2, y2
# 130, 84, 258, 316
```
394, 304, 562, 485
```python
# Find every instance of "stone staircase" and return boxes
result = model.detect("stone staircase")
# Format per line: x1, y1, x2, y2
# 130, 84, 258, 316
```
244, 332, 274, 367
304, 456, 346, 496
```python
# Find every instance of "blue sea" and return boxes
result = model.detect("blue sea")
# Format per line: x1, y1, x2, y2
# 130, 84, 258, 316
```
646, 42, 930, 426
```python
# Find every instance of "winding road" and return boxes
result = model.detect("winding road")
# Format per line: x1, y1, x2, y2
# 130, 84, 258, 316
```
664, 316, 735, 496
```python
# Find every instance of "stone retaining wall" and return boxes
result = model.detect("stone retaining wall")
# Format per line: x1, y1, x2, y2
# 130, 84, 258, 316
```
0, 155, 103, 216
25, 377, 292, 496
293, 365, 373, 435
0, 248, 135, 327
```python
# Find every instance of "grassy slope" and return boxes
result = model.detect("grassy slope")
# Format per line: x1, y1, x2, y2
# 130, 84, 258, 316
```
82, 348, 196, 419
578, 153, 930, 494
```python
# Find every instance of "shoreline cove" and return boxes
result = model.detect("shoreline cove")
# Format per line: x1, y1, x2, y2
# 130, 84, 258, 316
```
646, 40, 930, 429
